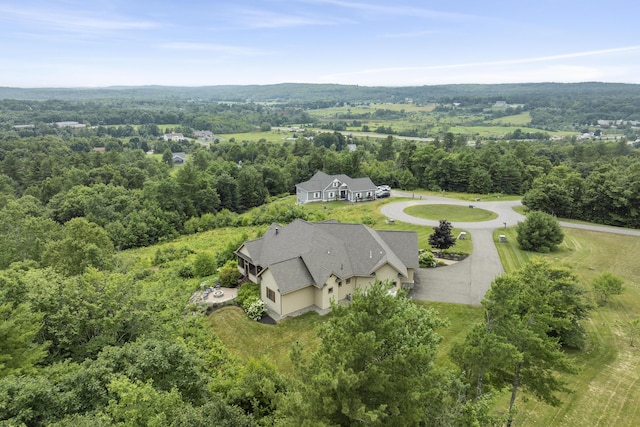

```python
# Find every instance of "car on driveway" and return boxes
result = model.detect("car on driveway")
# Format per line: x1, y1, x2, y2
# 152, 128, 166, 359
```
376, 185, 391, 198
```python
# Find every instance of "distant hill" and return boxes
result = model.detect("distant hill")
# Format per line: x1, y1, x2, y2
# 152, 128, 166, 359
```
2, 82, 640, 103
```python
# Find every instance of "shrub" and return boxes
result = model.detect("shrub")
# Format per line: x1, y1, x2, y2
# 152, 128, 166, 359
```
361, 215, 376, 226
419, 251, 437, 268
237, 283, 261, 309
193, 252, 217, 277
592, 271, 624, 305
245, 298, 266, 321
177, 264, 194, 278
219, 260, 242, 287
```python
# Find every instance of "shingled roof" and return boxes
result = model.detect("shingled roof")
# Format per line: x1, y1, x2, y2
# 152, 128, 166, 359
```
296, 171, 376, 192
238, 219, 417, 295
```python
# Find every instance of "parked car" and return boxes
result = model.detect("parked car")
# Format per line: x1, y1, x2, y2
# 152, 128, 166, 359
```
376, 185, 391, 198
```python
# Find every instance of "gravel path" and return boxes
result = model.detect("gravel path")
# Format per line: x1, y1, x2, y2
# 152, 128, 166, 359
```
381, 192, 640, 305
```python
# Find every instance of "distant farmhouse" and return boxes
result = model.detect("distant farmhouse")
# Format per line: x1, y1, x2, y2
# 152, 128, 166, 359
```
164, 132, 185, 142
193, 130, 214, 141
296, 171, 377, 204
235, 219, 418, 319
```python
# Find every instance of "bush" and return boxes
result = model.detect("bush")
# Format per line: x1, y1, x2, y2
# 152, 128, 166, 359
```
237, 283, 261, 309
177, 264, 194, 278
592, 271, 624, 305
193, 252, 217, 277
219, 260, 242, 287
361, 215, 376, 226
245, 298, 266, 321
516, 210, 564, 252
419, 251, 437, 268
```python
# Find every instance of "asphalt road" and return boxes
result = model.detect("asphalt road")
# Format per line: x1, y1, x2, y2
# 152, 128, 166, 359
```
381, 193, 640, 305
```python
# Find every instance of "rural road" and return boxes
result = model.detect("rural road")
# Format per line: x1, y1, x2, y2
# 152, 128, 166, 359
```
381, 192, 640, 306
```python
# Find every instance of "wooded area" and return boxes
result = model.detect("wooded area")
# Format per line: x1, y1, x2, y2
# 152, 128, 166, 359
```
1, 83, 639, 425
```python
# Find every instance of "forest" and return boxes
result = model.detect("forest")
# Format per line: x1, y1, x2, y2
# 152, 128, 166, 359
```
1, 84, 639, 425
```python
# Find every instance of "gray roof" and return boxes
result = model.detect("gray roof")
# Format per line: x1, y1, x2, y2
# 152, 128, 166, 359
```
238, 219, 418, 294
296, 171, 376, 193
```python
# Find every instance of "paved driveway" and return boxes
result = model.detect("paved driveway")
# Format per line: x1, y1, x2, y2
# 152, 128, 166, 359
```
381, 193, 640, 306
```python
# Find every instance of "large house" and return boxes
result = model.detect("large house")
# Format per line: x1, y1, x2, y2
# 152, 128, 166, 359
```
235, 219, 418, 319
296, 171, 377, 204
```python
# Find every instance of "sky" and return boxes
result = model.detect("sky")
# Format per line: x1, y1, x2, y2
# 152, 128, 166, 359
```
1, 0, 639, 88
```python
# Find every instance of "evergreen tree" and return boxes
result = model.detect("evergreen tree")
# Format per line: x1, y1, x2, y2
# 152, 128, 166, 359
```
429, 219, 457, 251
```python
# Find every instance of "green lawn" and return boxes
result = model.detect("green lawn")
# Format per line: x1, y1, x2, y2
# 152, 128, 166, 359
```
208, 306, 328, 376
494, 226, 640, 426
404, 204, 498, 222
179, 195, 640, 427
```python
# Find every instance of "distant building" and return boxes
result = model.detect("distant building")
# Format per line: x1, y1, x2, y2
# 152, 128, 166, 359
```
296, 171, 376, 204
172, 152, 187, 163
193, 130, 214, 140
55, 121, 86, 129
164, 132, 185, 142
494, 101, 508, 107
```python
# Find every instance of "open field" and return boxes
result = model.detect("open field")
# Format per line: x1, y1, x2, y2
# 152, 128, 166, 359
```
487, 111, 532, 125
494, 226, 640, 426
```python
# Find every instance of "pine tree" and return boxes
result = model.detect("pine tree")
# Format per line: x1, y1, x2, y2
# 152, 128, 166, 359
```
428, 219, 457, 251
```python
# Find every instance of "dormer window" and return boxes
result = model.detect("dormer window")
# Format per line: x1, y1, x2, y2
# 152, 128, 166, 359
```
333, 181, 339, 187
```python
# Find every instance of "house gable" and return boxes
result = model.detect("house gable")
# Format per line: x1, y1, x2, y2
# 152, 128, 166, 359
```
236, 219, 418, 318
295, 171, 376, 204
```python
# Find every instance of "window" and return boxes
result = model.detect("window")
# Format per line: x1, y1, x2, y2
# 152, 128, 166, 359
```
346, 278, 351, 284
266, 287, 276, 302
333, 181, 339, 187
329, 192, 334, 198
338, 280, 342, 287
314, 192, 320, 198
328, 287, 334, 294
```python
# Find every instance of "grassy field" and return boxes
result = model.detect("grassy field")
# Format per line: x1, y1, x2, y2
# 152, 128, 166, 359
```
404, 203, 498, 222
487, 112, 532, 125
494, 226, 640, 426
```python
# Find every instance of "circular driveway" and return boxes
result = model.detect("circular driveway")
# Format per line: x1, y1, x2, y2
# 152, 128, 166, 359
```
382, 193, 640, 306
381, 195, 524, 305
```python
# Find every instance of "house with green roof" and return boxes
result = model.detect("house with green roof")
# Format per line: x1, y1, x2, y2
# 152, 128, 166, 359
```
235, 219, 418, 319
295, 171, 377, 204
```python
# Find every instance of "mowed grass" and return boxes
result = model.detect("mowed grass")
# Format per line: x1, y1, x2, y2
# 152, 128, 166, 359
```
404, 203, 498, 222
208, 307, 328, 376
200, 195, 640, 426
494, 226, 640, 426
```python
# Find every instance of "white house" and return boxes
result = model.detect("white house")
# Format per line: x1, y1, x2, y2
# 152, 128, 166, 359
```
296, 171, 377, 204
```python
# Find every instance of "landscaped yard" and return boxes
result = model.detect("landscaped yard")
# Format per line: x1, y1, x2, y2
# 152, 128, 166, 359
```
177, 194, 640, 427
404, 203, 498, 222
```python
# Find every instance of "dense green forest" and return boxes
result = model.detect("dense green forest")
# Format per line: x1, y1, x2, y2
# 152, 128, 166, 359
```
1, 85, 639, 425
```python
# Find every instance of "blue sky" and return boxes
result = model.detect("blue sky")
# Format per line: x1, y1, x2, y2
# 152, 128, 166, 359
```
1, 0, 639, 87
